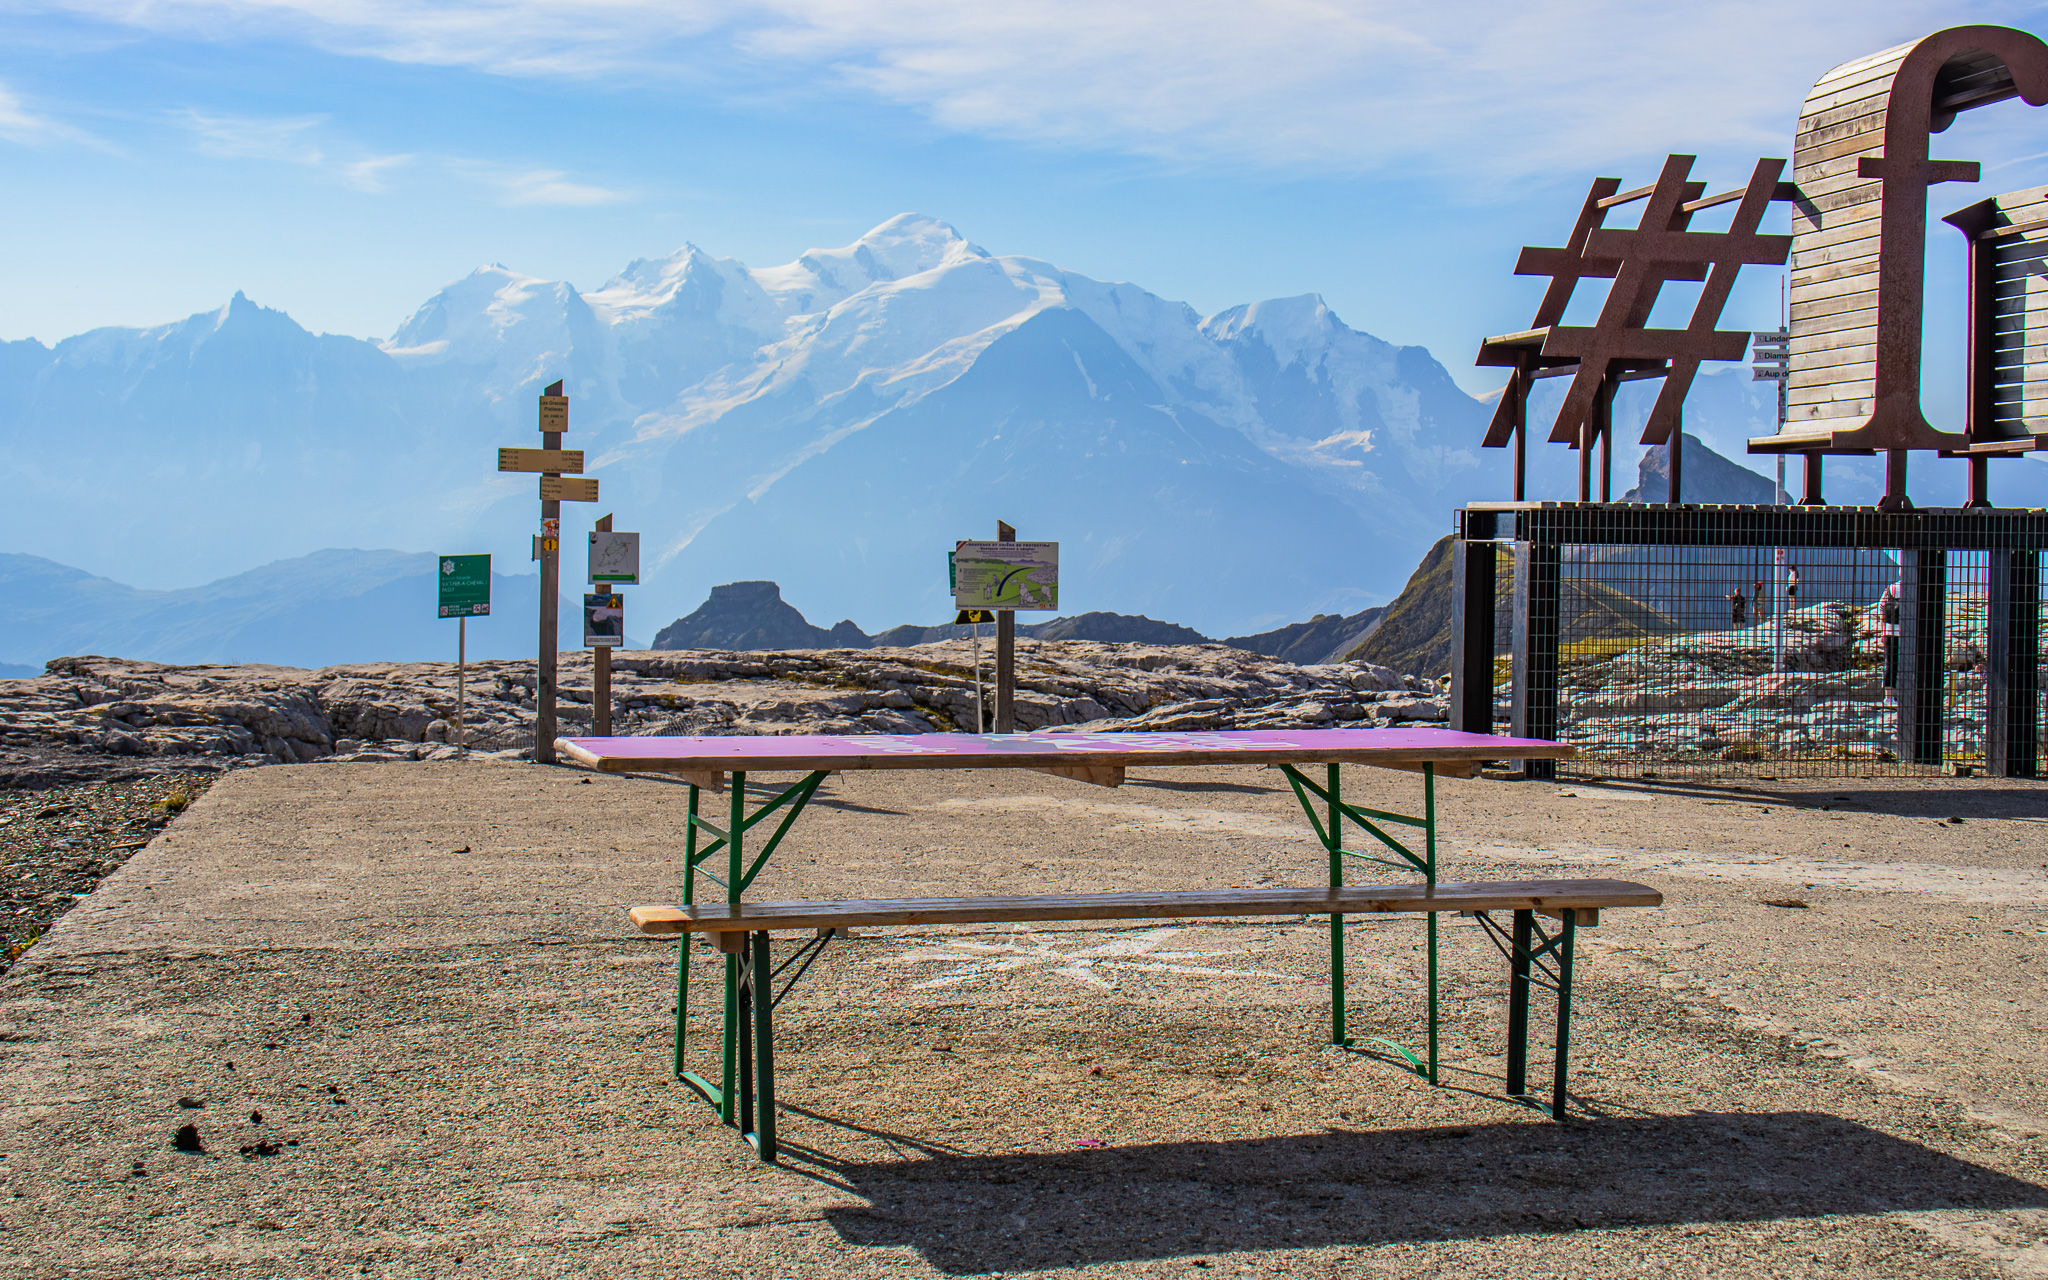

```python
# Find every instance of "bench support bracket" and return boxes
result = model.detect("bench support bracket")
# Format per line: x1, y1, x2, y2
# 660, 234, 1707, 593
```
1472, 906, 1581, 1119
671, 769, 829, 1154
1278, 762, 1439, 1085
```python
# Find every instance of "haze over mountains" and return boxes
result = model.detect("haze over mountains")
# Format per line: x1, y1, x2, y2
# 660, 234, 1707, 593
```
4, 212, 2003, 667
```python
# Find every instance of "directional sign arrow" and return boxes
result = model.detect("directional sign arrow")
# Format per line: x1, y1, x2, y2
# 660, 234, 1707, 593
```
540, 476, 600, 502
499, 448, 584, 474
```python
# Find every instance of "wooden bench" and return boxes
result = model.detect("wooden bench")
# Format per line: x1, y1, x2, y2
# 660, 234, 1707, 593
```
629, 878, 1662, 1161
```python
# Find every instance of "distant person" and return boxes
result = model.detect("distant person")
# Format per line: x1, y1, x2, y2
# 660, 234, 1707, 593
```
1786, 564, 1800, 607
1754, 579, 1767, 621
1726, 587, 1748, 627
1878, 579, 1902, 707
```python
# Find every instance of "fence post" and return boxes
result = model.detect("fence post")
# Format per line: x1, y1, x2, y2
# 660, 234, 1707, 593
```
1511, 541, 1561, 780
1987, 549, 2040, 778
1898, 549, 1947, 767
1450, 536, 1498, 735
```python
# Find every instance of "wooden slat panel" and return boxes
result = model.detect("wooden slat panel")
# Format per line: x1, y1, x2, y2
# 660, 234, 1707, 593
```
1792, 236, 1880, 271
626, 878, 1667, 935
1791, 270, 1881, 305
1793, 258, 1880, 289
1787, 404, 1877, 423
1789, 204, 1881, 248
1790, 340, 1876, 368
1797, 306, 1878, 338
1789, 170, 1884, 206
1795, 126, 1892, 169
1793, 290, 1878, 322
1802, 77, 1898, 121
1791, 350, 1877, 381
1789, 379, 1875, 403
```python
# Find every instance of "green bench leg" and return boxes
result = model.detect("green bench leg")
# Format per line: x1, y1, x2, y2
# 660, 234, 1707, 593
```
1496, 906, 1577, 1120
753, 931, 776, 1162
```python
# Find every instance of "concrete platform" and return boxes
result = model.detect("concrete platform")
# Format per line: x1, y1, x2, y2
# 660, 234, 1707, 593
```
2, 760, 2045, 1278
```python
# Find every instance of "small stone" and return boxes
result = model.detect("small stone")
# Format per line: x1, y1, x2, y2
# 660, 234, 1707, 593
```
178, 1097, 205, 1109
171, 1124, 205, 1154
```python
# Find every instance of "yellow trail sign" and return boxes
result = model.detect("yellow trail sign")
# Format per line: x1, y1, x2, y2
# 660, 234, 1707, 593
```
498, 448, 584, 474
538, 395, 568, 433
539, 476, 599, 502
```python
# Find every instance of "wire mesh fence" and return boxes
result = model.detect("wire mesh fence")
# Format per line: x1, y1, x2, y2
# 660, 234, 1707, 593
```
1466, 504, 2048, 780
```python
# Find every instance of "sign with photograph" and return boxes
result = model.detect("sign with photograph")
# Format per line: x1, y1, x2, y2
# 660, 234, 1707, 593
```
952, 541, 1059, 611
584, 592, 624, 647
437, 554, 491, 618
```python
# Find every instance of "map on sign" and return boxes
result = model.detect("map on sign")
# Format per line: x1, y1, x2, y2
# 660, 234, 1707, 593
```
438, 554, 490, 618
952, 541, 1058, 611
588, 531, 640, 584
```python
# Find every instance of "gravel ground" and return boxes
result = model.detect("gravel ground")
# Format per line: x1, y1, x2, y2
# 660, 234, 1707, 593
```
0, 772, 214, 968
0, 761, 2043, 1278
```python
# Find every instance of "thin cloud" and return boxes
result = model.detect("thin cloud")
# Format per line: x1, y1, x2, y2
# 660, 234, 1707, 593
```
0, 81, 111, 150
41, 0, 2032, 177
497, 169, 627, 207
172, 108, 416, 189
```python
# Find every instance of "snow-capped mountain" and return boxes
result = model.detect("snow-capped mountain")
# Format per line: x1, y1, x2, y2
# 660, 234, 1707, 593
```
0, 213, 1856, 640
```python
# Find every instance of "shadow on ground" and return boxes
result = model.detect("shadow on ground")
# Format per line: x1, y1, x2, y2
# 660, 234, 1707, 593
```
781, 1110, 2045, 1273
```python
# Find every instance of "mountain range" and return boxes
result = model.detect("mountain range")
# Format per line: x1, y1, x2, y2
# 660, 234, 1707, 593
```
6, 213, 2026, 654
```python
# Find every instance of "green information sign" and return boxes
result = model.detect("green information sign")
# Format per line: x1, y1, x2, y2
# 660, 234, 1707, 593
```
438, 554, 491, 618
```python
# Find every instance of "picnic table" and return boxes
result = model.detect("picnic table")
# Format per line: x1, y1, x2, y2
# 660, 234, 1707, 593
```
557, 726, 1577, 1148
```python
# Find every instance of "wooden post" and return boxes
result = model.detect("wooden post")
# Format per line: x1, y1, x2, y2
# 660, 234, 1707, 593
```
1510, 540, 1561, 781
536, 381, 564, 764
1898, 549, 1947, 766
1987, 550, 2039, 778
995, 520, 1016, 733
1449, 537, 1498, 734
593, 513, 613, 737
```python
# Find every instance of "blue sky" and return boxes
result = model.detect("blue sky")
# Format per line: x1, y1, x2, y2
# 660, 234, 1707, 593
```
3, 1, 2046, 400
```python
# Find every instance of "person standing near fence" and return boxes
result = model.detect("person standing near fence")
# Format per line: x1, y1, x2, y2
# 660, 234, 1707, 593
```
1754, 579, 1767, 621
1726, 586, 1748, 628
1878, 579, 1902, 708
1786, 564, 1800, 608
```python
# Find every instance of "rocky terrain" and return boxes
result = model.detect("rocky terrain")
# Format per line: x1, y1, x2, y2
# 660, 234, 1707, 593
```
0, 644, 1449, 786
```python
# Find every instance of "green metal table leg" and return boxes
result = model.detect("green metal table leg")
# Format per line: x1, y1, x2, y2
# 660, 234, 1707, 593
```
1423, 763, 1437, 1085
1505, 908, 1532, 1097
719, 770, 746, 1125
753, 931, 776, 1162
1327, 763, 1347, 1047
675, 783, 700, 1081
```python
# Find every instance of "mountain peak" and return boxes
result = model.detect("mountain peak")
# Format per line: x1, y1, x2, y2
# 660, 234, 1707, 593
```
850, 213, 986, 276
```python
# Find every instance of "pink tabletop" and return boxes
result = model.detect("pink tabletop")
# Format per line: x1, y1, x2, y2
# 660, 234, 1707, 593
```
555, 726, 1569, 774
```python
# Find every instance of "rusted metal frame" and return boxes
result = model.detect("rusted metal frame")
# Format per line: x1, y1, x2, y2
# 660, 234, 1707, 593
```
1544, 156, 1705, 447
1642, 159, 1794, 446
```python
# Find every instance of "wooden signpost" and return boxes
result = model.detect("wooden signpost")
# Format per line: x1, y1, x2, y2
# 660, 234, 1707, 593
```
499, 381, 600, 764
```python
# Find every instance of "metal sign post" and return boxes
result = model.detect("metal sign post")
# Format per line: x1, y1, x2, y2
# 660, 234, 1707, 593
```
955, 608, 995, 732
438, 554, 490, 754
497, 381, 599, 763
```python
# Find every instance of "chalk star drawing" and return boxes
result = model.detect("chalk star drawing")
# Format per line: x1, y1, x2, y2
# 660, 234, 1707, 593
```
879, 926, 1295, 991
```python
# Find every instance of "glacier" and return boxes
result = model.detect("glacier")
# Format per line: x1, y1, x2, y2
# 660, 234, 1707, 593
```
0, 212, 1861, 639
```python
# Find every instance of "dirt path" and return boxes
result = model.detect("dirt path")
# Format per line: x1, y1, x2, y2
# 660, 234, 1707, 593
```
0, 761, 2043, 1277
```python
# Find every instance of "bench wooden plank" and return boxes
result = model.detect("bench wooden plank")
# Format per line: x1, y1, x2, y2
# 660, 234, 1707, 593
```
628, 878, 1662, 936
